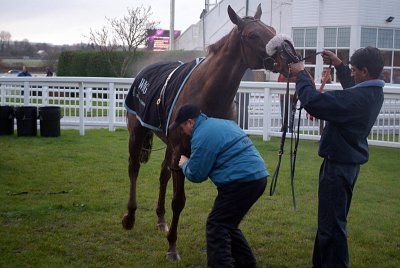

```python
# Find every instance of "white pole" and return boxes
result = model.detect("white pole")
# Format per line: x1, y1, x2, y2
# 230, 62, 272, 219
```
169, 0, 175, 50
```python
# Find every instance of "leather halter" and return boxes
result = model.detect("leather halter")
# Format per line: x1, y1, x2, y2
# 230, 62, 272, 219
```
238, 19, 274, 69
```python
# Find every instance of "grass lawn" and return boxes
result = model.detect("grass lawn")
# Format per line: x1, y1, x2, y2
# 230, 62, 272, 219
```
0, 128, 399, 267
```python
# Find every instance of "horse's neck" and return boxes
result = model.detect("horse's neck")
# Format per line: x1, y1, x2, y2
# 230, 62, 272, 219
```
199, 44, 247, 117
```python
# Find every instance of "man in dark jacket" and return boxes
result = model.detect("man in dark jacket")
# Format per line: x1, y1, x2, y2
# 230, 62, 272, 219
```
290, 46, 384, 268
17, 65, 32, 77
171, 103, 269, 268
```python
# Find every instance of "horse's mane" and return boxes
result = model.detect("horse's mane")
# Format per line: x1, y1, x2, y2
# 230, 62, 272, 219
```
206, 17, 265, 56
206, 28, 235, 56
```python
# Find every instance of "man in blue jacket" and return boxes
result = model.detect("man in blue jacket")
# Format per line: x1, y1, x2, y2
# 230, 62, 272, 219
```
171, 104, 269, 268
17, 65, 32, 77
290, 47, 384, 268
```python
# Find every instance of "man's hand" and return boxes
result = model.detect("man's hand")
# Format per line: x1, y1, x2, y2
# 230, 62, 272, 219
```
178, 155, 189, 168
321, 50, 342, 67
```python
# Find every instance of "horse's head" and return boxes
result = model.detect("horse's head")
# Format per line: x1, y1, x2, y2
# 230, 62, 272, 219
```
265, 34, 301, 77
228, 4, 276, 70
228, 4, 300, 76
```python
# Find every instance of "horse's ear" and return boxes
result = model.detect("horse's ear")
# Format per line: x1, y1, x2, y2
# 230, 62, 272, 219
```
254, 3, 262, 19
228, 5, 245, 31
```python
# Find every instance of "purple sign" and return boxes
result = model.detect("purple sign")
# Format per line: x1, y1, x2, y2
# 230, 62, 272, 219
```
147, 29, 181, 51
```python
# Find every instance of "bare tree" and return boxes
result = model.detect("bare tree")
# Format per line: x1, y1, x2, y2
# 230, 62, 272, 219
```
88, 5, 158, 77
0, 31, 12, 51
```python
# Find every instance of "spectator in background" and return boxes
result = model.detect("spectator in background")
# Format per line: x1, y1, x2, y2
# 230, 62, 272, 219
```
46, 67, 53, 77
17, 65, 32, 77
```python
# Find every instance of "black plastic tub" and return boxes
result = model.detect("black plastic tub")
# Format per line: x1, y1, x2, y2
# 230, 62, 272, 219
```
39, 106, 62, 137
15, 106, 38, 136
0, 106, 14, 135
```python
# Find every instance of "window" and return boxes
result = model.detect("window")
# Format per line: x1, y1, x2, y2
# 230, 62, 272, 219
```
293, 28, 317, 79
395, 30, 400, 49
323, 27, 351, 82
324, 28, 337, 47
378, 29, 394, 48
361, 28, 377, 47
362, 27, 400, 83
293, 29, 304, 47
337, 28, 350, 47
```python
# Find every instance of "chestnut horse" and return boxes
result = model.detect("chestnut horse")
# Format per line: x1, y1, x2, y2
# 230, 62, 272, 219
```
122, 4, 288, 261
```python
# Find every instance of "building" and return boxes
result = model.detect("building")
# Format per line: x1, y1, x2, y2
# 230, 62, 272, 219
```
174, 0, 400, 84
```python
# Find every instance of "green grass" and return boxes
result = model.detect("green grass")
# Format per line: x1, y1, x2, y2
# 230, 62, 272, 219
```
0, 129, 399, 267
2, 58, 46, 68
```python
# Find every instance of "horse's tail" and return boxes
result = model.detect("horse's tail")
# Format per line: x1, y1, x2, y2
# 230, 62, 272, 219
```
140, 132, 154, 163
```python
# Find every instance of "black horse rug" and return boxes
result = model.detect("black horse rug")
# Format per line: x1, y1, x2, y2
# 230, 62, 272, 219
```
125, 58, 204, 136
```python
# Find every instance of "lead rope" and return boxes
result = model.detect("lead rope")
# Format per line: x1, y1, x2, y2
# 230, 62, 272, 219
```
289, 91, 301, 210
318, 61, 333, 135
270, 67, 291, 197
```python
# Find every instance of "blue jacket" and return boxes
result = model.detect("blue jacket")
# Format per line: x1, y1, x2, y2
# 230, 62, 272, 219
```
295, 64, 384, 164
182, 114, 269, 186
17, 71, 32, 77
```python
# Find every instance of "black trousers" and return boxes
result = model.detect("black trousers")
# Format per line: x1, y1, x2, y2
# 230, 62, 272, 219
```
312, 159, 360, 268
206, 178, 267, 268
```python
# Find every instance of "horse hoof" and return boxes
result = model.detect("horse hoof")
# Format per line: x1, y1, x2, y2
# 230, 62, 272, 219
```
166, 251, 181, 261
157, 223, 169, 232
122, 214, 134, 230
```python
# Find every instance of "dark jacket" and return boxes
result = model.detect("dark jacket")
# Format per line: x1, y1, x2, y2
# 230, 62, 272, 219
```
295, 64, 384, 164
17, 71, 32, 77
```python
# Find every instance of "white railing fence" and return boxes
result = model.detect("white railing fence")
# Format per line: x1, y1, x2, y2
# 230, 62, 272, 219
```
1, 76, 399, 148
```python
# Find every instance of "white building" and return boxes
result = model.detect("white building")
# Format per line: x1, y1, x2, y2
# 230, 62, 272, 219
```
174, 0, 400, 84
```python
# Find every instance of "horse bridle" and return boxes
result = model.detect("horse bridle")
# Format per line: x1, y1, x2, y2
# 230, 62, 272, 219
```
238, 19, 276, 69
268, 44, 327, 209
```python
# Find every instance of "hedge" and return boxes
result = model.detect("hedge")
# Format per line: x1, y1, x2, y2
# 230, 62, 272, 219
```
57, 50, 205, 77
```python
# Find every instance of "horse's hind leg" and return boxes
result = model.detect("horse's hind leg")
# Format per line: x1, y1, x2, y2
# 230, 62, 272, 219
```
122, 113, 149, 230
156, 146, 172, 232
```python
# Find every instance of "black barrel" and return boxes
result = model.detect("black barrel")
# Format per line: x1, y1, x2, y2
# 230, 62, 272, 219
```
39, 106, 62, 137
0, 106, 14, 135
15, 106, 38, 136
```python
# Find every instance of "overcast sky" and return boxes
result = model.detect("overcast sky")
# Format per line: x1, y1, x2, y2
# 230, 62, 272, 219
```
0, 0, 206, 45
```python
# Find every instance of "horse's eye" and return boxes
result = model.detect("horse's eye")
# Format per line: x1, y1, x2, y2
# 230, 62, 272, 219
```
247, 33, 259, 40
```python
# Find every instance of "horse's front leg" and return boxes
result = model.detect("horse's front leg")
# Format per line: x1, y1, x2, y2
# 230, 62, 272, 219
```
156, 147, 172, 232
165, 168, 186, 261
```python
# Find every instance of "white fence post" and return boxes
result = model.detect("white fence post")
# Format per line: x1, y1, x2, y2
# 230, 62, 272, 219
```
23, 82, 30, 106
79, 82, 85, 136
0, 83, 5, 106
42, 86, 48, 106
109, 82, 116, 132
263, 87, 271, 141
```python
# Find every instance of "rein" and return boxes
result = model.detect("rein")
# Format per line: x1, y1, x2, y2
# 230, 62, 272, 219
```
269, 41, 302, 209
269, 67, 300, 209
270, 60, 332, 209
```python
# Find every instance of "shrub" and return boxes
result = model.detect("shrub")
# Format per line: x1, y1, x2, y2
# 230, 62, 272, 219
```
57, 50, 205, 77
